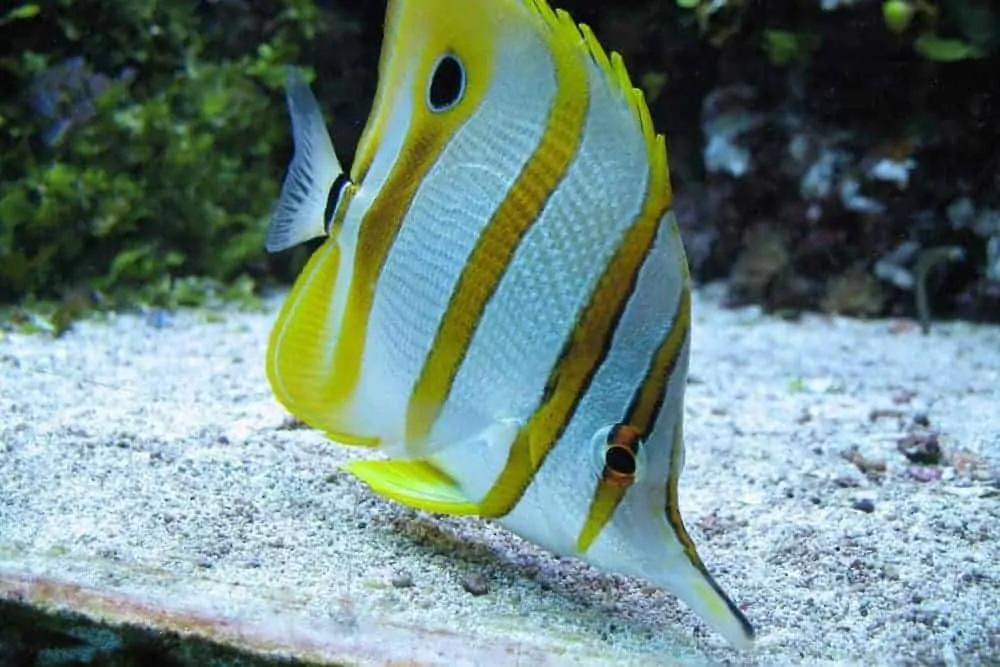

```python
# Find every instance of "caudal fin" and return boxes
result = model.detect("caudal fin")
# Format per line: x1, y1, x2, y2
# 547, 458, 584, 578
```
266, 68, 343, 253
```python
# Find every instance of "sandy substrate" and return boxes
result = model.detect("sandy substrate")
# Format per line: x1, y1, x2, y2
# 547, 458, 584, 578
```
1, 284, 998, 665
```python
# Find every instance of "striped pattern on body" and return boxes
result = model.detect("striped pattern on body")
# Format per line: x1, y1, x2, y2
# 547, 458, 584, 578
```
264, 0, 755, 648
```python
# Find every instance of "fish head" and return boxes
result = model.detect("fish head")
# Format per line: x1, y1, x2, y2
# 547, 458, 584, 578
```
349, 0, 526, 188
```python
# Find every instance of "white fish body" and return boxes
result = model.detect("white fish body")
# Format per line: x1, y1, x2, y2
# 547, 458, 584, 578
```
265, 0, 754, 648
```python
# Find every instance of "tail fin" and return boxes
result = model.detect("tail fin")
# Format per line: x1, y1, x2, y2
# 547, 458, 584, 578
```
266, 68, 343, 253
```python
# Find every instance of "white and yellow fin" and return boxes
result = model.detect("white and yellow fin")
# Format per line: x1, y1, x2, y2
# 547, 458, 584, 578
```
521, 0, 665, 166
266, 237, 379, 446
266, 68, 343, 253
344, 458, 481, 515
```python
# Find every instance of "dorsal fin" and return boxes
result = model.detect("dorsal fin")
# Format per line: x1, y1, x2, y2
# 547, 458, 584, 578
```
519, 0, 668, 184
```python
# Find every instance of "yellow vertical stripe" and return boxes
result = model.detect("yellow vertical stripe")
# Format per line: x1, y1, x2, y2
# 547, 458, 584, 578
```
665, 419, 755, 639
655, 291, 726, 581
404, 35, 590, 448
613, 282, 752, 639
625, 286, 691, 435
576, 286, 690, 552
326, 41, 495, 410
476, 129, 672, 518
576, 473, 628, 553
616, 285, 714, 576
571, 274, 751, 638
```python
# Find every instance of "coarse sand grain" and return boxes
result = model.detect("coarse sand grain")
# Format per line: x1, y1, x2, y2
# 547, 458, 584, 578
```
1, 284, 998, 665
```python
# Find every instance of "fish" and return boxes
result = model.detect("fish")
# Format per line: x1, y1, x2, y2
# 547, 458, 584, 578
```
264, 0, 755, 649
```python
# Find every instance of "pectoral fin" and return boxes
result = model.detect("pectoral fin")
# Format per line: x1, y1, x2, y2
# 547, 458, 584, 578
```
344, 458, 481, 515
267, 68, 343, 253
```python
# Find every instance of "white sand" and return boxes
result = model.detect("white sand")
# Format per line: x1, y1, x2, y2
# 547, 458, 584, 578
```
1, 284, 998, 665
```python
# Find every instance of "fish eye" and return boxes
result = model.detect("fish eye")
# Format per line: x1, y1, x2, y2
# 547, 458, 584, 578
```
427, 53, 465, 112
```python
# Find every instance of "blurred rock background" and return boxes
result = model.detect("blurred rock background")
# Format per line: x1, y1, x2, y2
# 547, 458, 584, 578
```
1, 0, 998, 329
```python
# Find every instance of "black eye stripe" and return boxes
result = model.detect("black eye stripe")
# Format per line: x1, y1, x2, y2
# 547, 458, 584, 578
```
323, 173, 350, 234
427, 54, 465, 112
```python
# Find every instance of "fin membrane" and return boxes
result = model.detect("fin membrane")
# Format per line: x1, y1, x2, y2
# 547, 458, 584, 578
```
266, 240, 378, 447
678, 569, 756, 650
267, 68, 343, 253
344, 458, 481, 515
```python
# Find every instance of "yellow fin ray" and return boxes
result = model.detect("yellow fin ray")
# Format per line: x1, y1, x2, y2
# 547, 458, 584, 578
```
344, 458, 481, 515
520, 0, 668, 192
266, 239, 379, 447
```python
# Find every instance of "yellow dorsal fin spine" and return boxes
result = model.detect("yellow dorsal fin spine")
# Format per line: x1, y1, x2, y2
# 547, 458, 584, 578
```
519, 0, 668, 188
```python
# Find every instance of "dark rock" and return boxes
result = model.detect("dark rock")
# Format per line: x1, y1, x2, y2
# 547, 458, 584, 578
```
841, 448, 887, 479
833, 475, 861, 488
460, 572, 489, 596
852, 498, 875, 513
897, 431, 942, 464
391, 572, 414, 589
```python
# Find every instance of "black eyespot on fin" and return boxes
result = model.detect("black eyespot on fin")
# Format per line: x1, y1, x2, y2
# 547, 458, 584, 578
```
601, 423, 642, 484
605, 445, 637, 477
427, 54, 465, 112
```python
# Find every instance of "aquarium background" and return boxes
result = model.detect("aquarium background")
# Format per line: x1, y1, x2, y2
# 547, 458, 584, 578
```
2, 2, 999, 664
1, 0, 998, 327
